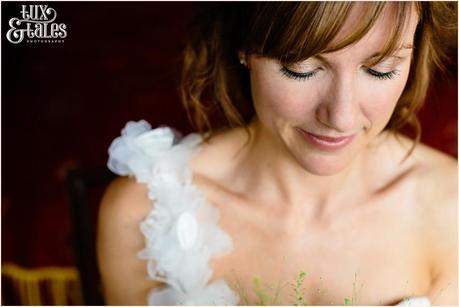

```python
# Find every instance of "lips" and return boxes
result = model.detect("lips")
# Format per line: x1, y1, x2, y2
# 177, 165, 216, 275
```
297, 128, 356, 151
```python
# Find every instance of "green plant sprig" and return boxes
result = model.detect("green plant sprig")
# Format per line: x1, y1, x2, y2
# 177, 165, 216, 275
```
232, 271, 362, 306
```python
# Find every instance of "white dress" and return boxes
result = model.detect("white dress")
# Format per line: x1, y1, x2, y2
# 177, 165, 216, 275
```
107, 120, 432, 306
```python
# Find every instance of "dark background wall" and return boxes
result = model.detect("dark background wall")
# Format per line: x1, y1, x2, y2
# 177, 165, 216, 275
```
2, 2, 457, 270
2, 2, 196, 268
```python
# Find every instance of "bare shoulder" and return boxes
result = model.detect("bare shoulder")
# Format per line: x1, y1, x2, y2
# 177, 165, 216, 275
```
380, 133, 457, 303
191, 126, 249, 181
415, 146, 458, 305
99, 176, 151, 220
394, 134, 458, 304
97, 176, 163, 304
407, 136, 457, 206
390, 134, 457, 230
386, 132, 457, 191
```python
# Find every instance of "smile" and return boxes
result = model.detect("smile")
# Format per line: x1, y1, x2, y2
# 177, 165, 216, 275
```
297, 128, 356, 151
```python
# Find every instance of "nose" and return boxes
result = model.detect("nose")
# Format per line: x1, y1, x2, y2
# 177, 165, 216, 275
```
316, 73, 359, 133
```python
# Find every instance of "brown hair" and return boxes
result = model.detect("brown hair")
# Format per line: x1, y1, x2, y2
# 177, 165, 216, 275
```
180, 2, 457, 147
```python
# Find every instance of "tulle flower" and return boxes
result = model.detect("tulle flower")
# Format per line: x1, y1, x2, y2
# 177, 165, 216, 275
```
107, 120, 239, 305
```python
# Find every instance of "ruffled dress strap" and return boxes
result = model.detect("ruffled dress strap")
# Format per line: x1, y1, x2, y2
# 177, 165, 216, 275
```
107, 120, 239, 305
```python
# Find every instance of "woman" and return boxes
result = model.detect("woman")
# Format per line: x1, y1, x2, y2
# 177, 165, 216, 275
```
97, 2, 457, 305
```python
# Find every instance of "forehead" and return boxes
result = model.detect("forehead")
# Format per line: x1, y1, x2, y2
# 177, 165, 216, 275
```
245, 3, 420, 65
329, 3, 419, 55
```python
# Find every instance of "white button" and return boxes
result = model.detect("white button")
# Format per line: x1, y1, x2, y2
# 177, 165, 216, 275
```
176, 212, 198, 250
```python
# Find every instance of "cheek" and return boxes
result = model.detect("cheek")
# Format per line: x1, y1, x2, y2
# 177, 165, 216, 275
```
361, 73, 410, 125
363, 94, 398, 122
250, 70, 314, 122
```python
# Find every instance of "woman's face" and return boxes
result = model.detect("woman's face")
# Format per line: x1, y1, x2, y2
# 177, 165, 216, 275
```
248, 4, 419, 176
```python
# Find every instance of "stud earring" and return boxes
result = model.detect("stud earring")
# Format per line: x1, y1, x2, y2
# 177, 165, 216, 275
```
238, 50, 249, 68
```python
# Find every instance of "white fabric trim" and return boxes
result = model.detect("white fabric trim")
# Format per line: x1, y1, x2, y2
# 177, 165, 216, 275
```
107, 120, 239, 305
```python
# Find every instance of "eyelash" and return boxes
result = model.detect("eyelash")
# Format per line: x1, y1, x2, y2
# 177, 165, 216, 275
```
280, 67, 317, 81
280, 67, 400, 81
366, 68, 399, 80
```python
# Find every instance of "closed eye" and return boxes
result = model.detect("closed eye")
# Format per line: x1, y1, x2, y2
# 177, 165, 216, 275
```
281, 66, 400, 81
366, 68, 400, 80
280, 66, 318, 81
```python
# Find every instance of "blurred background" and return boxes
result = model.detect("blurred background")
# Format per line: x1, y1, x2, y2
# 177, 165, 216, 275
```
1, 2, 457, 305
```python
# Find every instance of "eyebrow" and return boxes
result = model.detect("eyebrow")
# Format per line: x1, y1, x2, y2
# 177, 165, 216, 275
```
368, 44, 414, 60
314, 44, 414, 63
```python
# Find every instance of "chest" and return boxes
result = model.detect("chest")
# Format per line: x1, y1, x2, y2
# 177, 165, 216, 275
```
206, 193, 431, 305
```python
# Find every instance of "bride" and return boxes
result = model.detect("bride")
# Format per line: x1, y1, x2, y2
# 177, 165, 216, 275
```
97, 2, 457, 305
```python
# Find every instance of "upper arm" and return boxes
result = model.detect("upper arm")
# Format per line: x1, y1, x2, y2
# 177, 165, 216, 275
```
426, 160, 458, 305
97, 176, 164, 305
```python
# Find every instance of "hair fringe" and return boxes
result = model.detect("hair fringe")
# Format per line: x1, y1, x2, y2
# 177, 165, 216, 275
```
180, 2, 457, 155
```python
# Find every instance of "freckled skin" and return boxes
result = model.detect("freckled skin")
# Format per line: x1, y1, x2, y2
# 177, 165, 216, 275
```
190, 4, 457, 305
249, 3, 417, 176
98, 3, 457, 306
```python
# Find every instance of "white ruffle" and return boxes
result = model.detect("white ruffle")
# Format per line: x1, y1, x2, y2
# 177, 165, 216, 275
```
107, 120, 239, 305
396, 296, 431, 306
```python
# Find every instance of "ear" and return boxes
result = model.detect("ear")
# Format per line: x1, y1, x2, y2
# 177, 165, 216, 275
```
238, 50, 248, 68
